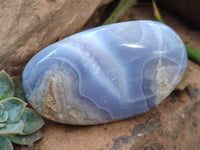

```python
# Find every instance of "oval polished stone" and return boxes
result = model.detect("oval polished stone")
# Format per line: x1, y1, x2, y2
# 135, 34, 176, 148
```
22, 20, 187, 125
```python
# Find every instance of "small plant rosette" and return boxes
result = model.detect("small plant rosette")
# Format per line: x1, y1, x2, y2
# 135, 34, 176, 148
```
0, 70, 44, 150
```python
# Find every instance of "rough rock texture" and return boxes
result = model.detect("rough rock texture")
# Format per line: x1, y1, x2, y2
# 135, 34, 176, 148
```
14, 1, 200, 150
0, 0, 112, 75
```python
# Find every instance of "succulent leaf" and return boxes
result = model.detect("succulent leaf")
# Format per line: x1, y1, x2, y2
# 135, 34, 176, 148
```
0, 111, 8, 122
0, 120, 24, 135
0, 97, 26, 123
0, 103, 4, 110
0, 136, 13, 150
8, 130, 43, 145
12, 77, 27, 101
0, 123, 7, 128
0, 70, 44, 147
0, 70, 14, 101
20, 107, 44, 135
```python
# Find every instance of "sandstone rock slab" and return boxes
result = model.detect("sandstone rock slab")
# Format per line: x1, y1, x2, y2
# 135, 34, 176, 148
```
0, 0, 112, 75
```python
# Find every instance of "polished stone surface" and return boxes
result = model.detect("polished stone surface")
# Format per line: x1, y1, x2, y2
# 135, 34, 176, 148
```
22, 20, 187, 125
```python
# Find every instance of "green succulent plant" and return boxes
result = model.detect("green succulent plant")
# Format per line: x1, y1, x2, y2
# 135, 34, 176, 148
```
0, 70, 44, 150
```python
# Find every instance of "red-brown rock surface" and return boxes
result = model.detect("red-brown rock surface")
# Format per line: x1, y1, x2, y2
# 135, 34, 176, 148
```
9, 1, 200, 150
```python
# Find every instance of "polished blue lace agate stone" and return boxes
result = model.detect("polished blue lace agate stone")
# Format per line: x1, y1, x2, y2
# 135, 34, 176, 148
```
22, 20, 187, 125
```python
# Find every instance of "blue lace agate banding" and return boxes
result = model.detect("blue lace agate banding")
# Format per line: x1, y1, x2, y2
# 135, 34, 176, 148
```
22, 20, 187, 125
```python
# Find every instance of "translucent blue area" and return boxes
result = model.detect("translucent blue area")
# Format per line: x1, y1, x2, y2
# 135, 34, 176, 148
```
22, 20, 187, 124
